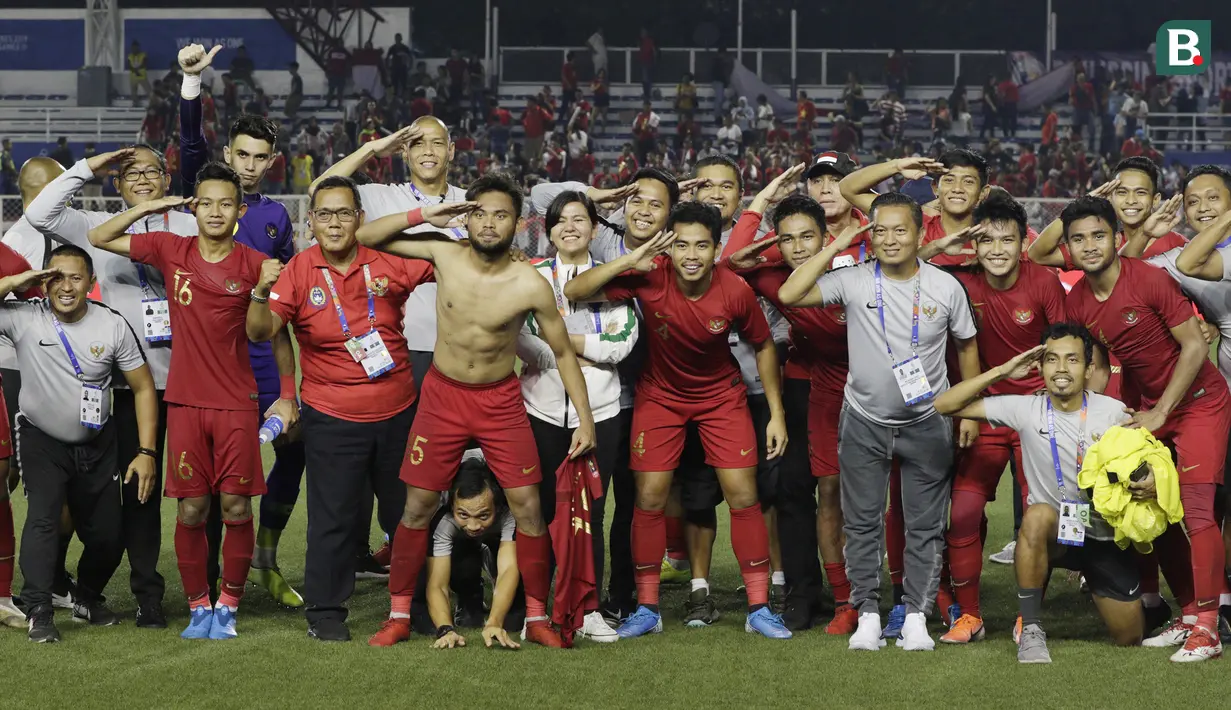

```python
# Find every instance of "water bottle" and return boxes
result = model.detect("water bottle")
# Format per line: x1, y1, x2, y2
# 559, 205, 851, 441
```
258, 415, 285, 445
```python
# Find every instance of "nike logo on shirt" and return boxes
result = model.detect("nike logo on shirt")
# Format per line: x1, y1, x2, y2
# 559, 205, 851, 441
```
38, 340, 57, 347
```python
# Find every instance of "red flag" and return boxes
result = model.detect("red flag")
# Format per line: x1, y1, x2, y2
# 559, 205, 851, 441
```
549, 454, 604, 646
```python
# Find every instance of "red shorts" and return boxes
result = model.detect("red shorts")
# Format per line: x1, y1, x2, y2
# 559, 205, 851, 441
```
400, 366, 541, 492
951, 422, 1025, 501
807, 386, 842, 478
0, 386, 11, 458
1154, 390, 1231, 485
629, 388, 755, 472
164, 404, 263, 498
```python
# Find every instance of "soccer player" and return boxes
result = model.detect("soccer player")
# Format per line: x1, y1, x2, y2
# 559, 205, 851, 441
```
779, 192, 981, 651
564, 202, 792, 640
934, 192, 1066, 644
86, 163, 299, 640
1061, 195, 1230, 662
0, 245, 159, 642
245, 175, 434, 641
934, 327, 1146, 664
177, 43, 304, 606
356, 173, 596, 648
25, 144, 197, 627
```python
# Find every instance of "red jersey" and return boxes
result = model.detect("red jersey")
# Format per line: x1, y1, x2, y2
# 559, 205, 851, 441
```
1041, 112, 1058, 146
997, 80, 1019, 103
953, 261, 1066, 395
797, 100, 816, 124
130, 233, 266, 410
922, 212, 1039, 268
604, 259, 770, 401
266, 153, 286, 184
1143, 231, 1187, 258
268, 245, 434, 422
1121, 139, 1143, 158
522, 106, 551, 139
1065, 257, 1225, 409
561, 62, 578, 91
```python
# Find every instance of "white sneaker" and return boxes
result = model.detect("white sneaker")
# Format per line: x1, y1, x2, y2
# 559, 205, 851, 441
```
896, 611, 935, 651
0, 597, 25, 628
577, 611, 619, 643
1170, 626, 1222, 663
1143, 619, 1194, 647
848, 612, 886, 651
988, 540, 1016, 565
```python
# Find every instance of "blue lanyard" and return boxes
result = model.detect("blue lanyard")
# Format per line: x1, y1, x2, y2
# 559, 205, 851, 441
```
407, 182, 465, 239
858, 241, 867, 263
1217, 235, 1231, 249
51, 315, 87, 380
129, 213, 169, 297
873, 261, 921, 362
550, 259, 603, 333
1045, 393, 1088, 500
319, 263, 376, 339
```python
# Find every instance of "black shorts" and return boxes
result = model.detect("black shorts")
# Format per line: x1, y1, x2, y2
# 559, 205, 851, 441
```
1051, 537, 1142, 603
677, 392, 779, 511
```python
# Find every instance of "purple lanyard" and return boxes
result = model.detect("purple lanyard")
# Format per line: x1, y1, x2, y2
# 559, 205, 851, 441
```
407, 182, 465, 239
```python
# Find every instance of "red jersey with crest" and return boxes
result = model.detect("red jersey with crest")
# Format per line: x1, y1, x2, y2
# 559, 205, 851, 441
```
604, 258, 771, 402
130, 232, 266, 410
1065, 257, 1225, 409
953, 260, 1066, 395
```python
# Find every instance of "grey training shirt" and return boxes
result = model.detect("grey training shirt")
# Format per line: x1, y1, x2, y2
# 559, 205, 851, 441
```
1147, 247, 1231, 385
429, 498, 516, 557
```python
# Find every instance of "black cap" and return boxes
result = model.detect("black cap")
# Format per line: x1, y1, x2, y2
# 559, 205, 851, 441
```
806, 151, 859, 180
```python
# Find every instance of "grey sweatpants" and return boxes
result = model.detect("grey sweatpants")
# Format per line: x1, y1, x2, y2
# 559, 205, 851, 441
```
838, 404, 953, 616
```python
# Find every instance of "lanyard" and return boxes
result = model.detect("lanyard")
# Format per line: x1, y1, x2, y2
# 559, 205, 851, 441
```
873, 261, 921, 362
320, 263, 376, 339
51, 314, 87, 380
1046, 393, 1088, 499
406, 182, 465, 239
129, 213, 169, 297
858, 241, 867, 263
549, 259, 603, 332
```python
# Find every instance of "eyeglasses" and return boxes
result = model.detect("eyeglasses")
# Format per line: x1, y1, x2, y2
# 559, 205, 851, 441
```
310, 208, 357, 223
121, 168, 165, 182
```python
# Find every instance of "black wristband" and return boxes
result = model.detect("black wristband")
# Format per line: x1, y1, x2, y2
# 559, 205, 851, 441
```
435, 625, 455, 639
136, 448, 157, 459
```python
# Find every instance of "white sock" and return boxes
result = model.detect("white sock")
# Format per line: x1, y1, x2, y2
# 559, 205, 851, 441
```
771, 571, 786, 586
1142, 593, 1163, 608
389, 611, 410, 620
1220, 593, 1231, 607
690, 578, 710, 593
1182, 614, 1198, 624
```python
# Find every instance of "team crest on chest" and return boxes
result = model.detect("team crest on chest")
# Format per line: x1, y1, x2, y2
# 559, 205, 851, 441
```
921, 303, 938, 321
1013, 308, 1034, 325
309, 286, 327, 307
266, 223, 278, 239
835, 307, 847, 324
368, 276, 390, 297
88, 342, 105, 359
1120, 308, 1139, 326
708, 317, 728, 334
224, 278, 242, 294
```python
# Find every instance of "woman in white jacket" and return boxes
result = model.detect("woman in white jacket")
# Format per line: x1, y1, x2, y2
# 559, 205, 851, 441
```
518, 190, 638, 641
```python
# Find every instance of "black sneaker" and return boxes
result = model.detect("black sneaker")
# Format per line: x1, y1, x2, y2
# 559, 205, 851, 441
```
1219, 605, 1231, 645
781, 599, 815, 632
354, 550, 390, 580
72, 600, 120, 626
308, 618, 351, 642
136, 603, 167, 629
682, 588, 720, 628
1144, 600, 1173, 637
28, 607, 59, 643
600, 598, 634, 625
770, 583, 788, 616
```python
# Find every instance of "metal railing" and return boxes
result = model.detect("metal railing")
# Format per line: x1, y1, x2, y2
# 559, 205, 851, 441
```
0, 107, 146, 143
499, 46, 1007, 89
1142, 112, 1231, 152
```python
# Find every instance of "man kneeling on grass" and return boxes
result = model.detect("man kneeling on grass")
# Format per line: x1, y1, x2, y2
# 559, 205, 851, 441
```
934, 323, 1147, 664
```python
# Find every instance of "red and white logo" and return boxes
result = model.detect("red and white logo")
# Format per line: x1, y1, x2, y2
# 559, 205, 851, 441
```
708, 317, 728, 334
1013, 308, 1034, 325
1121, 308, 1139, 326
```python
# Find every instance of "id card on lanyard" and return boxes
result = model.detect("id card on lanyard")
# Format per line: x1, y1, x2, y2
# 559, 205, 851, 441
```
550, 259, 603, 333
130, 214, 172, 343
321, 264, 395, 379
408, 183, 466, 240
51, 315, 103, 430
1047, 395, 1091, 546
874, 261, 932, 406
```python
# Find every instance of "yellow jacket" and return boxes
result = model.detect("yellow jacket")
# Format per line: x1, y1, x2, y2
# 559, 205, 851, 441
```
1077, 426, 1182, 552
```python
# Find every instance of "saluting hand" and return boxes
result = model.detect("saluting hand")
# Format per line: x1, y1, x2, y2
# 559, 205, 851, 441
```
627, 230, 675, 272
1142, 194, 1183, 240
727, 236, 778, 271
371, 124, 423, 158
587, 183, 638, 207
829, 222, 874, 254
85, 147, 137, 175
422, 201, 479, 229
2, 268, 60, 294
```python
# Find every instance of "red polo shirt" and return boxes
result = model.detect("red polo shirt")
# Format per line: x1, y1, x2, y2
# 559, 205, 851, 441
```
268, 244, 434, 423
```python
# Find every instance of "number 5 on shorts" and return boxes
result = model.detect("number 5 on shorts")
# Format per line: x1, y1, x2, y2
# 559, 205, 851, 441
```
407, 434, 429, 466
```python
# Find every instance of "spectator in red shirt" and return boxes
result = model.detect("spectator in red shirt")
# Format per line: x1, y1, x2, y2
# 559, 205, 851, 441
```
797, 90, 817, 137
632, 100, 660, 164
616, 145, 638, 182
997, 74, 1019, 137
324, 47, 349, 109
830, 114, 858, 154
766, 118, 790, 147
1069, 70, 1096, 145
265, 149, 286, 195
1040, 103, 1059, 148
638, 27, 656, 99
140, 108, 165, 146
445, 49, 467, 98
567, 146, 596, 183
1018, 143, 1037, 193
560, 51, 579, 123
1041, 169, 1065, 197
1141, 139, 1163, 166
1120, 130, 1144, 158
410, 89, 433, 120
521, 97, 552, 163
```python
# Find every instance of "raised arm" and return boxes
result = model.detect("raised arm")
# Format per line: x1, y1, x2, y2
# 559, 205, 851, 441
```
354, 202, 477, 261
1129, 316, 1212, 432
918, 224, 986, 262
563, 229, 673, 302
1120, 194, 1183, 259
934, 345, 1044, 419
528, 278, 596, 458
1176, 210, 1231, 281
25, 149, 135, 242
177, 44, 221, 196
722, 163, 805, 259
1030, 179, 1119, 266
839, 157, 944, 215
87, 195, 192, 256
0, 268, 59, 301
778, 223, 873, 307
310, 124, 420, 193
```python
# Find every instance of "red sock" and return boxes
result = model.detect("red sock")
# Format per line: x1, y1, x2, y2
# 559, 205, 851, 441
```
730, 504, 771, 608
516, 529, 552, 618
664, 513, 687, 562
1180, 483, 1224, 622
0, 500, 13, 598
389, 524, 428, 617
1155, 526, 1196, 609
947, 490, 988, 619
632, 507, 665, 606
175, 519, 210, 608
886, 468, 905, 586
823, 562, 850, 604
218, 516, 254, 609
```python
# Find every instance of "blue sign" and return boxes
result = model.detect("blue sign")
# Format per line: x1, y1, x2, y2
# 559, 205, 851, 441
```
0, 20, 85, 71
124, 19, 297, 73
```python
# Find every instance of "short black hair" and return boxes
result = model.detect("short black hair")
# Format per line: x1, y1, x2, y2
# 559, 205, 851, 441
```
1041, 321, 1096, 365
123, 143, 167, 172
628, 166, 680, 205
466, 172, 524, 216
1181, 164, 1231, 197
450, 458, 504, 510
666, 202, 723, 244
870, 192, 923, 229
694, 154, 743, 194
229, 114, 279, 147
1112, 156, 1162, 195
47, 243, 94, 278
770, 194, 828, 236
194, 162, 243, 199
1060, 196, 1118, 240
310, 175, 361, 210
972, 190, 1028, 240
545, 190, 598, 234
939, 148, 989, 186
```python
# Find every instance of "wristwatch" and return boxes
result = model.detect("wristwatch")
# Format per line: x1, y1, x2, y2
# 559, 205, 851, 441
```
435, 624, 455, 639
136, 447, 157, 459
249, 289, 269, 304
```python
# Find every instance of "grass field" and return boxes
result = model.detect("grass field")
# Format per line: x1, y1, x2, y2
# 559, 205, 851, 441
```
1, 453, 1226, 710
